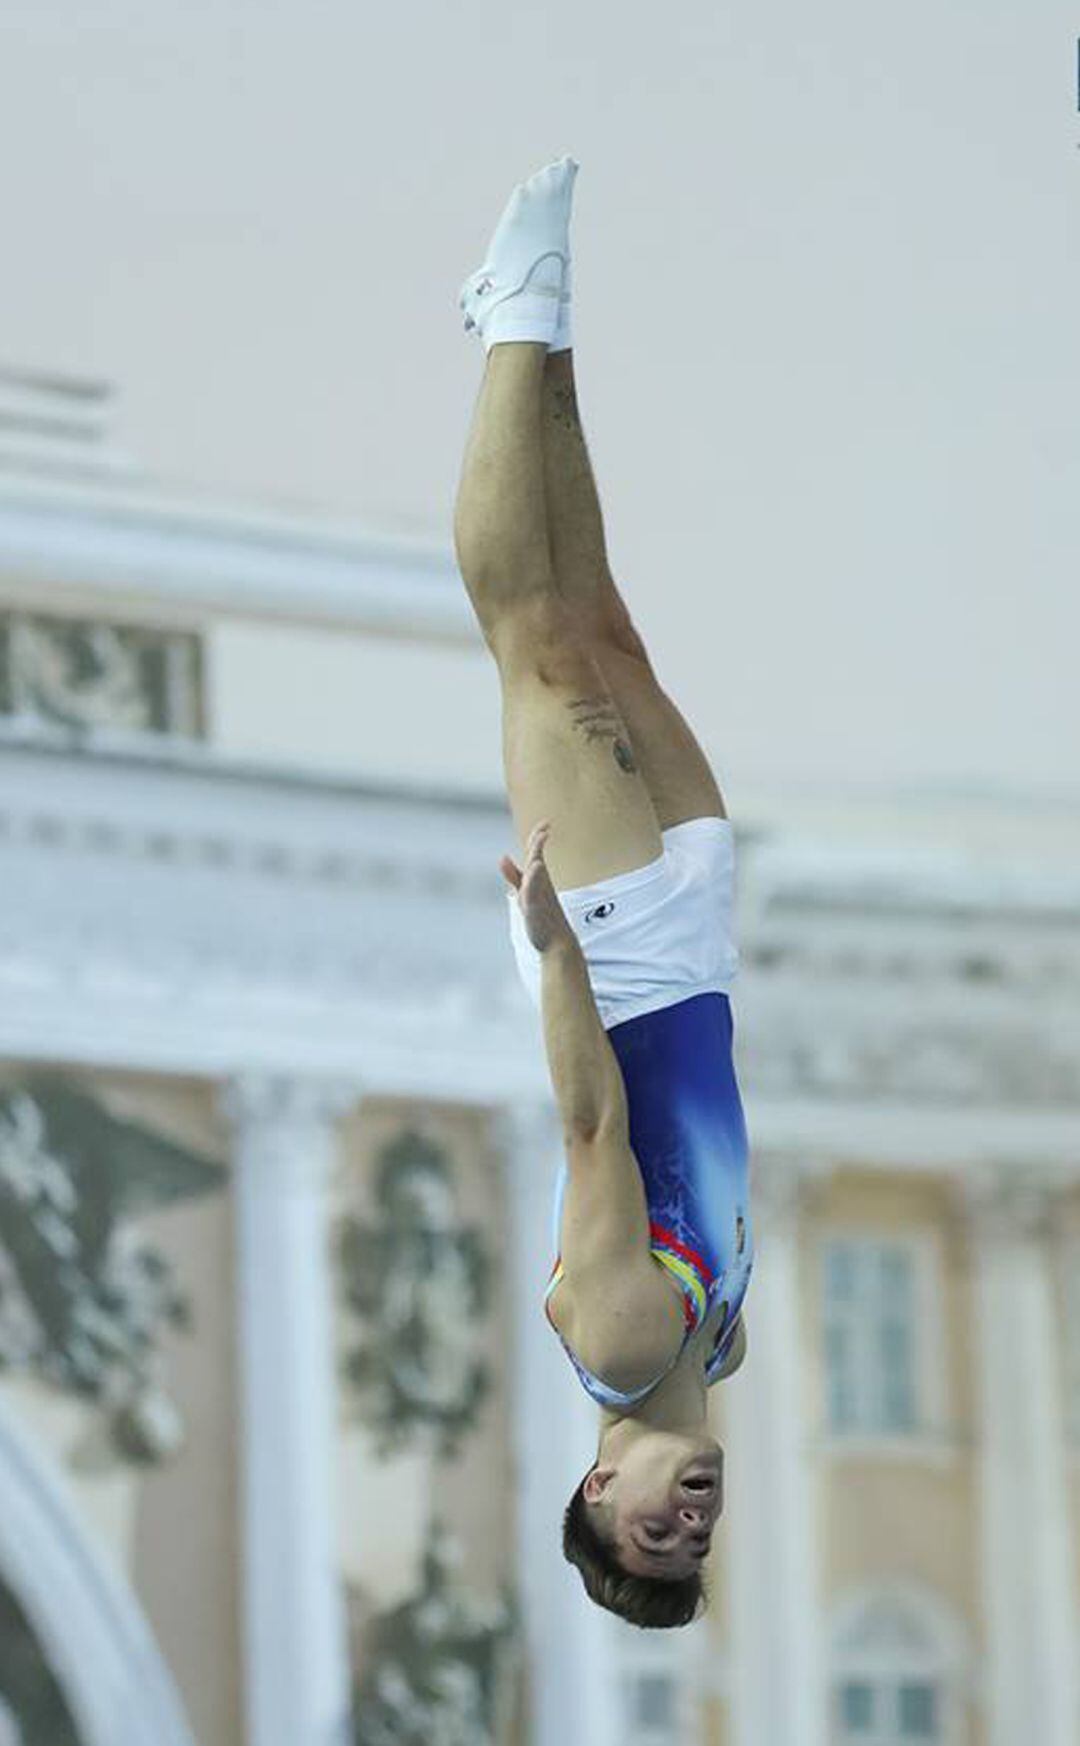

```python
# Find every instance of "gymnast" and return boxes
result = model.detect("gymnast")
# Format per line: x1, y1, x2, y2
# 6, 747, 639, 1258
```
454, 158, 754, 1629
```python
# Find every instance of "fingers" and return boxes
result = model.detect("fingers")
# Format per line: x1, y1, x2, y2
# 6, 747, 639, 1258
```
527, 819, 552, 860
502, 820, 552, 888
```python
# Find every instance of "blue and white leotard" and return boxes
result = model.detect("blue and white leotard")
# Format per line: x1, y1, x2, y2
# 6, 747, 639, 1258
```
544, 989, 754, 1411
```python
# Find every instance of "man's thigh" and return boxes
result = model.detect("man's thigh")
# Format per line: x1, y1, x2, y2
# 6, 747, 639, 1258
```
493, 595, 664, 893
561, 589, 729, 831
588, 637, 729, 832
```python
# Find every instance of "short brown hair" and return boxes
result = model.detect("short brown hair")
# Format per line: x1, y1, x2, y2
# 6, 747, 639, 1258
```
561, 1474, 709, 1628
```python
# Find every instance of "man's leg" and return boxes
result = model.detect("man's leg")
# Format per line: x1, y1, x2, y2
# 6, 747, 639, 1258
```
540, 351, 728, 829
453, 343, 663, 891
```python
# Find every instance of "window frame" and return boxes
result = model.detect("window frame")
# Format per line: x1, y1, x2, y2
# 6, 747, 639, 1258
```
818, 1226, 951, 1459
834, 1671, 942, 1743
829, 1583, 971, 1746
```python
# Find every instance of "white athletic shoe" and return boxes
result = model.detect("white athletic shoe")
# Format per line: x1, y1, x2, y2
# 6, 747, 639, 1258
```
460, 155, 579, 350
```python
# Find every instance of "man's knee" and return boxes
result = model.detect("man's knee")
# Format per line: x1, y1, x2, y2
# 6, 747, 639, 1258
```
574, 590, 652, 668
490, 594, 596, 683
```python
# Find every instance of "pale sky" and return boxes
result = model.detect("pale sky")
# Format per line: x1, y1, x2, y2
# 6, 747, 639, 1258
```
2, 0, 1077, 809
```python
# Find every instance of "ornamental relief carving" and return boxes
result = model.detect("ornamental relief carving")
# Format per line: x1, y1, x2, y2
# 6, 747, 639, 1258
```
351, 1519, 516, 1746
0, 611, 202, 740
337, 1126, 493, 1459
742, 933, 1080, 997
736, 1016, 1080, 1107
0, 1074, 223, 1466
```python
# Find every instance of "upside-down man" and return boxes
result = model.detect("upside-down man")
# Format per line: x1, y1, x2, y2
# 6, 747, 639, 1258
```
454, 157, 754, 1630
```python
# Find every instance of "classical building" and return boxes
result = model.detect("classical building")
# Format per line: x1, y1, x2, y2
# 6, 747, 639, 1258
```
0, 370, 1077, 1746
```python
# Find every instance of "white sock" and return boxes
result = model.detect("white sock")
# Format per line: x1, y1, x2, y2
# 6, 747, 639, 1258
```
462, 156, 578, 352
549, 257, 573, 353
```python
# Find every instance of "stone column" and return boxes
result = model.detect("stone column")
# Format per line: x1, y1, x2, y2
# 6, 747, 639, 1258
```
727, 1153, 827, 1746
222, 1073, 356, 1746
496, 1099, 624, 1746
964, 1167, 1079, 1746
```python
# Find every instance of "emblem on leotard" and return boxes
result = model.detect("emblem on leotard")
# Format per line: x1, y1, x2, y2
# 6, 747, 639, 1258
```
585, 901, 616, 923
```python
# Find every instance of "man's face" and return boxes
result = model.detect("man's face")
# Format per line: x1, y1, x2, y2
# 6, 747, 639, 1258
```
584, 1432, 724, 1580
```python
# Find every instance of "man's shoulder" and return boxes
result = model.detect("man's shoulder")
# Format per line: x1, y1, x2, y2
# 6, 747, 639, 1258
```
548, 1257, 685, 1391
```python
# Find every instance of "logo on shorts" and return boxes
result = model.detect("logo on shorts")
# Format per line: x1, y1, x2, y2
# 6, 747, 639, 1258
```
585, 901, 616, 923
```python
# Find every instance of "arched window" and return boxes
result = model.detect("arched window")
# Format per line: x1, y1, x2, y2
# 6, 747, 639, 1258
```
829, 1584, 970, 1746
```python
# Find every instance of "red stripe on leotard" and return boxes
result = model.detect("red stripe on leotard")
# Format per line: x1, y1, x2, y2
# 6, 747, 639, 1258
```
647, 1222, 715, 1287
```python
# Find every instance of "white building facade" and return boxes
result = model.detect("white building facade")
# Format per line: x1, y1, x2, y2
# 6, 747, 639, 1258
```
0, 374, 1077, 1746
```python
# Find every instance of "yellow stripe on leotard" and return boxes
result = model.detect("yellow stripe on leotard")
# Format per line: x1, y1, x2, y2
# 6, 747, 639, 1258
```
543, 1244, 706, 1333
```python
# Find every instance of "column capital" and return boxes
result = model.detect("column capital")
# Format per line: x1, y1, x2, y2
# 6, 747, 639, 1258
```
959, 1163, 1059, 1242
219, 1071, 359, 1136
750, 1150, 832, 1230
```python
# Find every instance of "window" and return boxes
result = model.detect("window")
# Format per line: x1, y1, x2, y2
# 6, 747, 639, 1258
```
830, 1585, 968, 1746
623, 1671, 680, 1746
835, 1677, 939, 1742
823, 1239, 920, 1436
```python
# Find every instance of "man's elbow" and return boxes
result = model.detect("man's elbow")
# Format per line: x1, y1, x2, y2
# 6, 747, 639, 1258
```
562, 1099, 628, 1148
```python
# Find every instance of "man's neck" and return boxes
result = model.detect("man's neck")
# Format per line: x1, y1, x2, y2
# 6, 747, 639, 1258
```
597, 1342, 709, 1451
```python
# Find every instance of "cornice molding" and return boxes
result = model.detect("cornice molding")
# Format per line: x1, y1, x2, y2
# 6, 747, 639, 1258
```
0, 470, 473, 645
735, 1001, 1080, 1109
220, 1071, 359, 1137
741, 832, 1080, 915
0, 738, 536, 1105
734, 834, 1080, 1113
0, 740, 1077, 1170
0, 733, 504, 897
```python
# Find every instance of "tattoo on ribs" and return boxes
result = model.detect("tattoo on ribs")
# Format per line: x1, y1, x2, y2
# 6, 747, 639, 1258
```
567, 695, 639, 774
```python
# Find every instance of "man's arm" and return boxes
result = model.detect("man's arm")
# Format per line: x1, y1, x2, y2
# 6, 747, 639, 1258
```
540, 934, 628, 1138
504, 818, 629, 1138
505, 817, 659, 1299
537, 933, 684, 1378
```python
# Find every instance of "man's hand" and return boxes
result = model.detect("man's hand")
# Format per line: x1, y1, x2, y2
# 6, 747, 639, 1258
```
500, 820, 576, 954
508, 822, 628, 1135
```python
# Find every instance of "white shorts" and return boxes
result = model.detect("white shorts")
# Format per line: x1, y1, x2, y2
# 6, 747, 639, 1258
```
506, 815, 740, 1030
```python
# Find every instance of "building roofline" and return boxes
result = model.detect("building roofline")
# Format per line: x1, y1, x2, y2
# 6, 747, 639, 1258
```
0, 465, 472, 645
